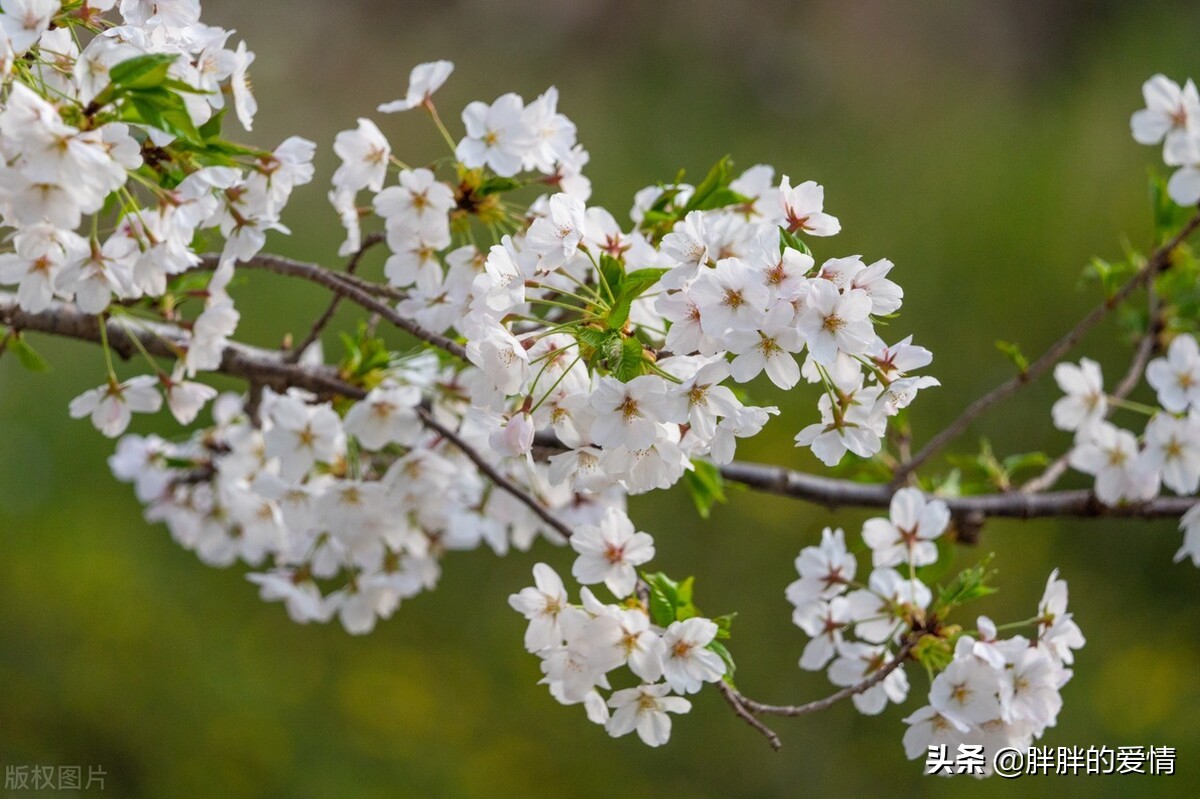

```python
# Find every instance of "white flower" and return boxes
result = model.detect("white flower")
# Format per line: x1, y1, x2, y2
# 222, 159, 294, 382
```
727, 303, 804, 389
69, 375, 163, 438
343, 382, 423, 450
374, 168, 455, 247
794, 596, 852, 671
689, 257, 770, 336
378, 60, 454, 113
797, 281, 874, 364
525, 193, 587, 270
507, 563, 569, 652
827, 641, 908, 715
570, 507, 655, 598
229, 41, 257, 131
605, 683, 691, 747
785, 527, 857, 608
660, 617, 725, 694
1051, 357, 1107, 431
1037, 569, 1085, 666
1176, 504, 1200, 566
1147, 334, 1200, 413
778, 175, 840, 236
588, 374, 674, 451
247, 570, 333, 624
843, 568, 930, 644
164, 367, 217, 425
929, 643, 1005, 726
1068, 421, 1159, 504
861, 487, 950, 568
263, 393, 345, 481
332, 118, 391, 193
456, 93, 535, 178
1131, 75, 1200, 161
901, 705, 971, 761
794, 384, 885, 466
1141, 413, 1200, 495
0, 0, 57, 54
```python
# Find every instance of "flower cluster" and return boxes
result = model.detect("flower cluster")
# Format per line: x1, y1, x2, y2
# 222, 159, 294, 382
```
1132, 75, 1200, 206
327, 60, 940, 493
787, 489, 1084, 768
1053, 336, 1200, 564
902, 572, 1085, 777
509, 552, 729, 747
0, 0, 316, 432
109, 355, 623, 634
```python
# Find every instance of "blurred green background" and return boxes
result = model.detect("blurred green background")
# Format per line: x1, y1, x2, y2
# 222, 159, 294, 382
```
3, 1, 1200, 796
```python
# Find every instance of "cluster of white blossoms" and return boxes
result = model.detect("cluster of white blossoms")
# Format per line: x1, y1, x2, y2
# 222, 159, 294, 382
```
1053, 335, 1200, 564
0, 0, 316, 428
1132, 75, 1200, 205
327, 61, 940, 490
508, 554, 730, 748
1, 1, 1191, 767
901, 571, 1085, 777
788, 489, 1084, 773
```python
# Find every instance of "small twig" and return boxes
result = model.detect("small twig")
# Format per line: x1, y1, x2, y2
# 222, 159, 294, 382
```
416, 407, 574, 540
1023, 263, 1166, 494
285, 234, 385, 363
716, 681, 782, 751
730, 638, 916, 719
197, 252, 465, 360
893, 209, 1200, 485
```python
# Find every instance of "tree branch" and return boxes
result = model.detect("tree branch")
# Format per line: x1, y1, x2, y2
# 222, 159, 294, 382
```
717, 638, 917, 750
196, 252, 465, 360
0, 292, 573, 541
6, 292, 1197, 523
893, 209, 1200, 484
285, 233, 385, 363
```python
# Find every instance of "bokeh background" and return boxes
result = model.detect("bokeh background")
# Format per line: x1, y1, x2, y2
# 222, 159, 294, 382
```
3, 1, 1200, 796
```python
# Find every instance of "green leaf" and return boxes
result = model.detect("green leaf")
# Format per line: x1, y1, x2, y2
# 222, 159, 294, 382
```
198, 107, 227, 142
691, 187, 750, 212
109, 53, 179, 91
611, 335, 647, 381
120, 87, 202, 143
606, 268, 667, 330
9, 334, 50, 372
479, 177, 524, 196
712, 612, 737, 640
684, 155, 733, 212
778, 226, 812, 256
994, 340, 1028, 374
934, 555, 998, 619
684, 459, 728, 519
706, 640, 736, 681
644, 572, 682, 627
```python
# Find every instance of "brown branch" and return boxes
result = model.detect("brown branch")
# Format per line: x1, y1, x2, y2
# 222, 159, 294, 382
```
197, 252, 464, 360
7, 292, 1198, 523
285, 233, 385, 363
716, 681, 782, 750
0, 292, 574, 541
718, 459, 1196, 519
1022, 265, 1166, 495
416, 407, 574, 540
893, 209, 1200, 485
728, 638, 916, 719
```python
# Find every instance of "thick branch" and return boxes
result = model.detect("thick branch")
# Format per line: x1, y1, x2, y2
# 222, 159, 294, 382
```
719, 459, 1196, 519
7, 293, 1196, 522
0, 292, 572, 540
893, 209, 1200, 483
